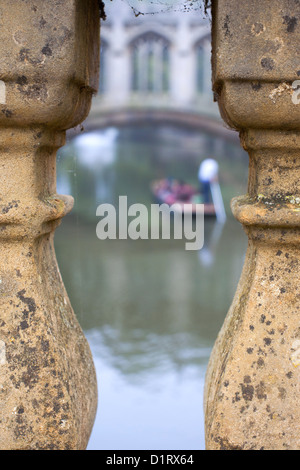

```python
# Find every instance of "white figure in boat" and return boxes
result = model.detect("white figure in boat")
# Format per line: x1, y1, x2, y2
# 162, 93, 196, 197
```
198, 158, 226, 223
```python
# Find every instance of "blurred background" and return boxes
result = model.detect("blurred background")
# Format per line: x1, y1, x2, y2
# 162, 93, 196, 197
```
55, 0, 249, 450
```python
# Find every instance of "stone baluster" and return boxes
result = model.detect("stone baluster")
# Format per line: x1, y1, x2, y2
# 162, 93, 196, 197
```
0, 0, 99, 450
205, 0, 300, 450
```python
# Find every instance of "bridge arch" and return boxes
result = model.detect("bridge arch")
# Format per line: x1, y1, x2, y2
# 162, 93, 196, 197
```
83, 107, 239, 144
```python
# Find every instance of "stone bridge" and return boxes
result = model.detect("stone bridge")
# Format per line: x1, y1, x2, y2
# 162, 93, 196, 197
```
81, 0, 240, 141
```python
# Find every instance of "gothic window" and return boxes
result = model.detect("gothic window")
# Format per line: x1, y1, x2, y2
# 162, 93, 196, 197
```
131, 32, 170, 94
99, 38, 108, 94
195, 35, 211, 95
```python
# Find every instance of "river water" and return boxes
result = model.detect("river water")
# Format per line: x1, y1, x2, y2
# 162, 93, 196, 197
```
55, 124, 249, 450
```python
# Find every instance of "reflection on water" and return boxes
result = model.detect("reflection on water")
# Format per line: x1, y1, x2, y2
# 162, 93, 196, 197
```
55, 124, 248, 450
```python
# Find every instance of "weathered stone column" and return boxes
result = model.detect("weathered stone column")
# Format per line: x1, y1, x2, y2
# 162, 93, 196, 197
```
0, 1, 99, 449
205, 0, 300, 450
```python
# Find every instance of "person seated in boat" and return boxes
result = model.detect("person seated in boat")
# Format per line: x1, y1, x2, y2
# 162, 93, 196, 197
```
155, 178, 173, 199
198, 158, 219, 204
158, 179, 183, 205
166, 179, 181, 204
155, 178, 196, 205
176, 180, 196, 202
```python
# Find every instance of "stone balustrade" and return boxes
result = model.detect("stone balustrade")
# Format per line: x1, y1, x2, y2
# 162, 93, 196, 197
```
205, 0, 300, 450
0, 0, 99, 450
